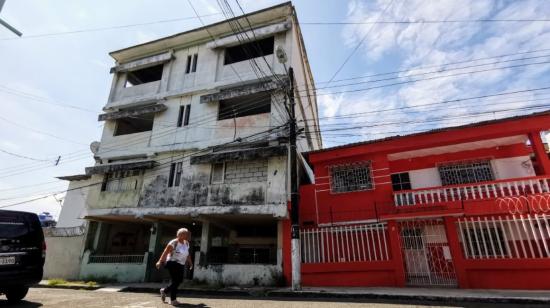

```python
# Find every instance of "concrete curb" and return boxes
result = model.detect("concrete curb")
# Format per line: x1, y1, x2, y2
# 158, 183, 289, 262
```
266, 290, 550, 305
37, 284, 550, 305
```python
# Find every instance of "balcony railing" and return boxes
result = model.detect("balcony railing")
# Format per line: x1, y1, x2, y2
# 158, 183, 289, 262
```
394, 176, 550, 207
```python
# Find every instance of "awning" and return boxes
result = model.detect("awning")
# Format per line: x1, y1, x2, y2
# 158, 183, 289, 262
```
110, 51, 173, 74
56, 174, 91, 181
200, 76, 286, 104
205, 21, 291, 49
85, 160, 156, 175
190, 145, 287, 165
98, 103, 167, 121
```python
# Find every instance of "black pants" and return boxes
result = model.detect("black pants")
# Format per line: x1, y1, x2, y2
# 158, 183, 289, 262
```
164, 261, 184, 301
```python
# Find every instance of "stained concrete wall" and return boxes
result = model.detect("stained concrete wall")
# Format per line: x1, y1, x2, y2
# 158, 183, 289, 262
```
43, 235, 86, 280
57, 179, 92, 228
79, 250, 148, 282
193, 264, 281, 286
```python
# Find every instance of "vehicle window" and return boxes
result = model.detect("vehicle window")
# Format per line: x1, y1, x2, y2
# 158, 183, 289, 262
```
0, 222, 29, 238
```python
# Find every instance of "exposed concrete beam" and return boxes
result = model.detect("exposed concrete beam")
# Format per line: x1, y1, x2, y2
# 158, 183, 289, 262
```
85, 160, 156, 175
98, 103, 167, 121
190, 145, 287, 165
200, 77, 286, 104
205, 21, 291, 49
110, 51, 173, 73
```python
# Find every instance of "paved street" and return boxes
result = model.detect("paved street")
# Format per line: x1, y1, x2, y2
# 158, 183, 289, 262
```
1, 288, 549, 308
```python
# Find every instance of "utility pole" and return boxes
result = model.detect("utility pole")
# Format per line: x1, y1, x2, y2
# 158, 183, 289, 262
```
288, 66, 301, 290
0, 0, 22, 37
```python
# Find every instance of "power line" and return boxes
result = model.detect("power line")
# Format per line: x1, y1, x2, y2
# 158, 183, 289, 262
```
324, 0, 396, 85
0, 148, 52, 162
0, 13, 222, 41
300, 19, 550, 25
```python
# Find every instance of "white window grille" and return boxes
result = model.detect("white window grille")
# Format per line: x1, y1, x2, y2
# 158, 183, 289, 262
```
439, 160, 494, 186
330, 162, 373, 193
457, 215, 550, 259
102, 170, 141, 192
301, 223, 389, 263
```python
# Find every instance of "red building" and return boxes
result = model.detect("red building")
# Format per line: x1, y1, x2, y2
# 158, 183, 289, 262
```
284, 111, 550, 289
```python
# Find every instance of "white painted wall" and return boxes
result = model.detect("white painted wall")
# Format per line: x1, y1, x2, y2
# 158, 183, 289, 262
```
409, 168, 442, 189
492, 156, 535, 179
56, 179, 92, 228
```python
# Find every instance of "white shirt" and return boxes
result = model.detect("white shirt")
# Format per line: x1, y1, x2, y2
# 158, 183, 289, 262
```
167, 239, 189, 265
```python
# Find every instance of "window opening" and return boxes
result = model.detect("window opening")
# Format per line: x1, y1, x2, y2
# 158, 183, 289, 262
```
211, 163, 225, 184
124, 64, 163, 87
224, 36, 274, 65
439, 160, 494, 186
218, 92, 270, 120
113, 114, 154, 136
330, 162, 373, 193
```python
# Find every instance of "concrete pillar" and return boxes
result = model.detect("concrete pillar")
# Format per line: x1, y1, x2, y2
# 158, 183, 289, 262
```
92, 222, 105, 251
387, 220, 406, 287
443, 216, 469, 288
199, 221, 211, 266
145, 222, 162, 282
529, 131, 550, 175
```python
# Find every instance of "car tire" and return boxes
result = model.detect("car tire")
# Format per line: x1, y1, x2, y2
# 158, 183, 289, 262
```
5, 286, 29, 303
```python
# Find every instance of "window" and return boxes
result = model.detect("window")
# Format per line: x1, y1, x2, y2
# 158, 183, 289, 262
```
114, 114, 154, 136
224, 36, 274, 65
124, 64, 163, 87
464, 227, 507, 257
192, 54, 198, 73
391, 172, 411, 191
218, 92, 271, 120
168, 162, 183, 187
439, 160, 494, 186
211, 163, 225, 184
101, 170, 141, 192
177, 105, 191, 127
330, 162, 373, 193
185, 53, 198, 74
401, 229, 423, 249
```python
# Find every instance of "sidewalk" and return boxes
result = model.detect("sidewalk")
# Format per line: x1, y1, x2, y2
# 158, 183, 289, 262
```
37, 281, 550, 305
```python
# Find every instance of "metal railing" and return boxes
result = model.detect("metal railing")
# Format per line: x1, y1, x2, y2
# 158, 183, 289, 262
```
457, 214, 550, 259
394, 176, 550, 207
88, 254, 146, 264
301, 223, 390, 263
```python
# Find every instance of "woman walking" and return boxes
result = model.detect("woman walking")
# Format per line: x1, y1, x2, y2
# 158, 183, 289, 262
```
156, 228, 193, 306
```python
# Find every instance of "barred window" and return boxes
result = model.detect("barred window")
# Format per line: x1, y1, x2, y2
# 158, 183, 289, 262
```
330, 162, 373, 193
391, 172, 411, 191
101, 170, 141, 192
438, 160, 494, 186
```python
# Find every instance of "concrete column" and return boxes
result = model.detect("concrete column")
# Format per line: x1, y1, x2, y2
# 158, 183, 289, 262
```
529, 131, 550, 175
145, 222, 162, 282
443, 217, 469, 288
199, 221, 211, 266
387, 220, 406, 287
92, 222, 105, 251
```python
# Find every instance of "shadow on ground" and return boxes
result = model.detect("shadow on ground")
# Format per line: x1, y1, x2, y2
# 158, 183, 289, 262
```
0, 299, 43, 307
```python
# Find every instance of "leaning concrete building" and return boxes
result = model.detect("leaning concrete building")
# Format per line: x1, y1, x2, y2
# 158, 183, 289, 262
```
55, 2, 321, 285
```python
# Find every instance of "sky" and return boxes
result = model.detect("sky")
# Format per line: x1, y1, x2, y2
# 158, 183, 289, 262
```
0, 0, 549, 218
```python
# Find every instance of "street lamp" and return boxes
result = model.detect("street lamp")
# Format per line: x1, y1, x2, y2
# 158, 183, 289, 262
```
0, 0, 22, 37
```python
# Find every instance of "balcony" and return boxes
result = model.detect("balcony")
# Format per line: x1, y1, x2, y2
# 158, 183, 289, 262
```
393, 176, 550, 207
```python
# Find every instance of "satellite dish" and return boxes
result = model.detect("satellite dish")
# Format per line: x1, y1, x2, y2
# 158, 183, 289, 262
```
90, 141, 100, 154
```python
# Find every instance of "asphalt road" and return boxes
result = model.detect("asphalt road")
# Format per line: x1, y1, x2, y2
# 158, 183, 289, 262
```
0, 288, 548, 308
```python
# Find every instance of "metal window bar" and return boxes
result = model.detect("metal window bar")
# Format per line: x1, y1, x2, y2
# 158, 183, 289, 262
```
329, 162, 373, 193
301, 223, 389, 263
88, 254, 145, 264
457, 215, 550, 259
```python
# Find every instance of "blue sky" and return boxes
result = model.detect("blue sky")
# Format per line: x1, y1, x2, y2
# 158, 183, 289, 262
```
1, 0, 549, 217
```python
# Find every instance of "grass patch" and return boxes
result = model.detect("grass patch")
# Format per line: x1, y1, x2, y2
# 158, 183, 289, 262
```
46, 279, 99, 287
47, 278, 68, 286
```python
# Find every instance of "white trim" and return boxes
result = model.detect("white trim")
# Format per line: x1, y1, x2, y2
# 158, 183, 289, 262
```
318, 219, 383, 228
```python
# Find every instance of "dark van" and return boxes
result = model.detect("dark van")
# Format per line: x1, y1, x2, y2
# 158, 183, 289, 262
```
0, 210, 45, 303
